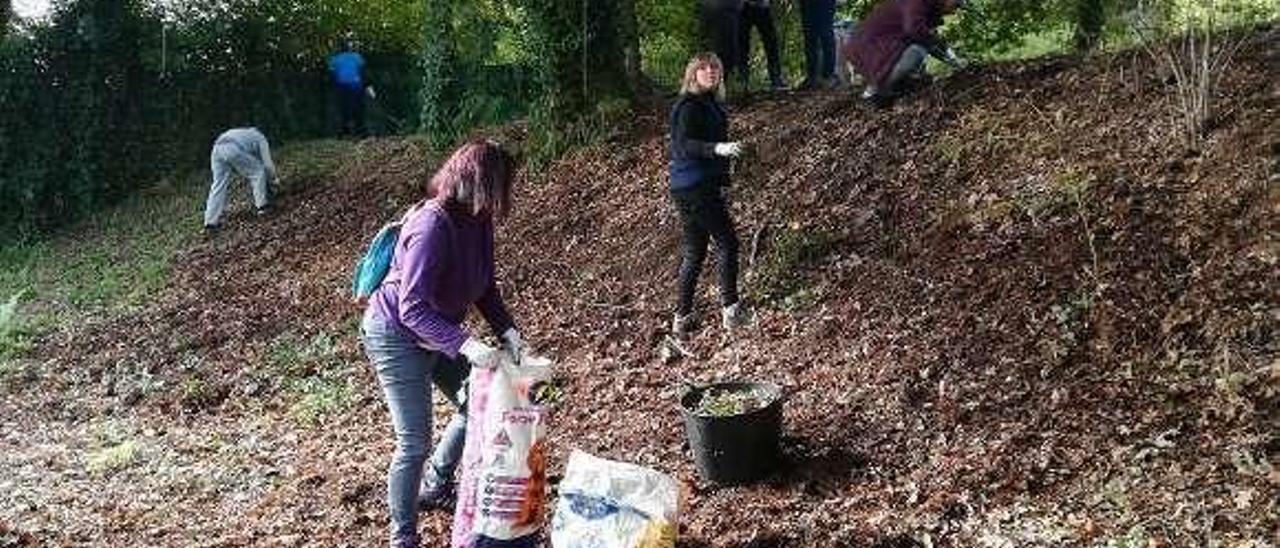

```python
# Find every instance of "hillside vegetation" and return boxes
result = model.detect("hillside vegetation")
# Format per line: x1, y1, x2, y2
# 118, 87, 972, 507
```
2, 28, 1277, 547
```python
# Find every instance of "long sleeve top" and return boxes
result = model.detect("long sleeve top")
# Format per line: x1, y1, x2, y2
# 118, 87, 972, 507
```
848, 0, 950, 87
214, 127, 276, 182
668, 92, 730, 190
368, 200, 515, 357
328, 50, 366, 89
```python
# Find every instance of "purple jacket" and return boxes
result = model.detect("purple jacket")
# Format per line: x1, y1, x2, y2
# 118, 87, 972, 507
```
368, 200, 515, 358
847, 0, 948, 87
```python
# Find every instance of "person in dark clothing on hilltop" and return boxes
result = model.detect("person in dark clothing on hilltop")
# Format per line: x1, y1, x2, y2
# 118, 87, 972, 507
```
700, 0, 747, 90
798, 0, 838, 89
328, 37, 375, 137
739, 0, 788, 91
668, 53, 751, 337
846, 0, 968, 108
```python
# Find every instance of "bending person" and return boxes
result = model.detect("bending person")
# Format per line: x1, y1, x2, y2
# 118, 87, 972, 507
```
204, 126, 277, 232
847, 0, 967, 108
360, 140, 525, 548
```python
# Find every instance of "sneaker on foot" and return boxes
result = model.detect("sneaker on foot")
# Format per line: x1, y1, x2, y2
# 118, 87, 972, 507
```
721, 302, 752, 330
861, 92, 894, 110
202, 223, 220, 237
418, 481, 455, 512
255, 203, 275, 217
671, 311, 700, 336
391, 533, 420, 548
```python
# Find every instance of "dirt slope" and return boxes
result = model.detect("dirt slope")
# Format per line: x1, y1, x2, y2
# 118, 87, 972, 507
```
3, 29, 1278, 547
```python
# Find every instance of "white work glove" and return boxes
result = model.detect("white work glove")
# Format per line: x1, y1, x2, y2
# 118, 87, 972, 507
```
365, 85, 377, 99
500, 328, 524, 365
459, 337, 501, 369
712, 142, 742, 158
944, 48, 966, 70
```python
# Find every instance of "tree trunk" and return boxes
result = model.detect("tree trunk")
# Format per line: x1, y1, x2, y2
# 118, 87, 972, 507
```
613, 0, 649, 96
419, 0, 459, 148
1073, 0, 1106, 51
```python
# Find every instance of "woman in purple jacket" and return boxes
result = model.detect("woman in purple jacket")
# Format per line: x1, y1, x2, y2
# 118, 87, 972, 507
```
847, 0, 967, 107
361, 140, 524, 548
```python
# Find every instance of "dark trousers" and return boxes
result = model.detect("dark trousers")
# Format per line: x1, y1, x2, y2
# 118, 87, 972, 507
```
801, 0, 836, 81
701, 0, 743, 84
672, 182, 740, 315
338, 85, 366, 137
740, 4, 785, 87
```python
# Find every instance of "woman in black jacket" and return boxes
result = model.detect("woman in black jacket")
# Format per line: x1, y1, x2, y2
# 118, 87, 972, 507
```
668, 52, 751, 336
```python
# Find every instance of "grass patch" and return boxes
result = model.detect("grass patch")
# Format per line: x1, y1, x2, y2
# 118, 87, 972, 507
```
254, 330, 359, 425
0, 290, 33, 359
289, 375, 357, 426
749, 226, 838, 306
87, 440, 141, 475
967, 168, 1095, 230
275, 139, 360, 186
0, 140, 360, 353
980, 25, 1075, 63
263, 331, 344, 381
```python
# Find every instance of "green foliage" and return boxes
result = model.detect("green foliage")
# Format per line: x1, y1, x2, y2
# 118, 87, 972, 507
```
265, 332, 342, 381
417, 0, 536, 151
1074, 0, 1108, 49
0, 0, 423, 242
637, 0, 699, 88
256, 330, 357, 425
289, 375, 357, 426
0, 290, 31, 359
750, 226, 838, 306
87, 439, 141, 475
419, 0, 460, 149
517, 0, 634, 163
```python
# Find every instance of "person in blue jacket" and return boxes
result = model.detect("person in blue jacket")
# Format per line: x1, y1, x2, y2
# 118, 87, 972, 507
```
668, 53, 752, 337
329, 38, 373, 137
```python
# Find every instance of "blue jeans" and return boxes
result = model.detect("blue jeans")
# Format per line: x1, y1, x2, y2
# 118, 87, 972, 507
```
361, 312, 470, 543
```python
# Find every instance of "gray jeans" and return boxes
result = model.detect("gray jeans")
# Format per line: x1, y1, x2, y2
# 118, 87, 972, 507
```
205, 142, 270, 226
863, 44, 928, 97
360, 312, 469, 543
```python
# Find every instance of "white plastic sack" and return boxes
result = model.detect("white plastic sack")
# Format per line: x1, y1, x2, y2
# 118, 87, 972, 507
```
452, 352, 554, 548
550, 450, 680, 548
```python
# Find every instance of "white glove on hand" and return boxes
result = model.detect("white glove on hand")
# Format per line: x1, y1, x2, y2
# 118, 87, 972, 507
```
365, 85, 377, 99
944, 48, 966, 70
459, 337, 501, 369
501, 328, 524, 365
713, 142, 742, 158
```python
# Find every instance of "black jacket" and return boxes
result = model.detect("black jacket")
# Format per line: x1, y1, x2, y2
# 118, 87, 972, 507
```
668, 92, 729, 190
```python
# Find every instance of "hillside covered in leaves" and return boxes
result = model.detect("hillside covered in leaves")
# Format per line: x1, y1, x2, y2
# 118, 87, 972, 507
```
2, 28, 1278, 548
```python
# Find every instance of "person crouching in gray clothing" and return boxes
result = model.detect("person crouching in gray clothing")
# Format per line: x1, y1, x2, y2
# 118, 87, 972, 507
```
205, 127, 278, 232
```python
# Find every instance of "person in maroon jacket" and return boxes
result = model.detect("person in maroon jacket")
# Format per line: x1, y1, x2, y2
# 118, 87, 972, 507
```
846, 0, 968, 108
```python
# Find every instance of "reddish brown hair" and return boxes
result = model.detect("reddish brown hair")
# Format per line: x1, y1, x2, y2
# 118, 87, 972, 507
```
430, 140, 515, 220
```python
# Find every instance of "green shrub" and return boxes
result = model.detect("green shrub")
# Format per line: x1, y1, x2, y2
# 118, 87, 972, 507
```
750, 226, 838, 306
0, 290, 31, 359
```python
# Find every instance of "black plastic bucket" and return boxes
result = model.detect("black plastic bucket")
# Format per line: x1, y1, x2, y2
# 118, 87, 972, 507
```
681, 381, 783, 484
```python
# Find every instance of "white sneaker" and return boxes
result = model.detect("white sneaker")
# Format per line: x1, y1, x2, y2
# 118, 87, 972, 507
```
671, 311, 699, 336
721, 302, 752, 330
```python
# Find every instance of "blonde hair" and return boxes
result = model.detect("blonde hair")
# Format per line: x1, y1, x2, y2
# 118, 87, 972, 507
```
679, 52, 725, 100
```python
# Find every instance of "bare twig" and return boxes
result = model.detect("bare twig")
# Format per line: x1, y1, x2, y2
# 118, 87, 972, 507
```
1128, 0, 1247, 148
748, 224, 767, 269
663, 335, 697, 359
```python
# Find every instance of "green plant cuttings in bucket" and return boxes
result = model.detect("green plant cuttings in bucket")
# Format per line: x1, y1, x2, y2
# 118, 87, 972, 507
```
692, 385, 776, 417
